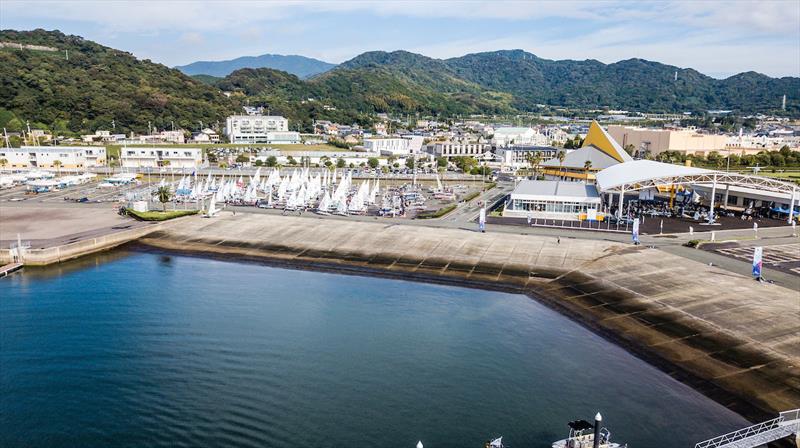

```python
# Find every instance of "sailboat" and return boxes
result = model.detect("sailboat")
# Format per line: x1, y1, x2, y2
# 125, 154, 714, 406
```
316, 191, 331, 215
205, 196, 219, 218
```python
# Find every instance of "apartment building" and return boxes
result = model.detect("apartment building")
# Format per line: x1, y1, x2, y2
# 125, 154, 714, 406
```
225, 115, 290, 143
429, 139, 491, 159
120, 147, 204, 169
0, 146, 107, 169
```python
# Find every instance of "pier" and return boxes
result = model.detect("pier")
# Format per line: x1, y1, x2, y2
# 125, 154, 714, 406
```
695, 408, 800, 448
0, 262, 23, 277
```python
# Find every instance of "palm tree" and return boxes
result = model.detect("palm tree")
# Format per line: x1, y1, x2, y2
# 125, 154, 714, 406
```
0, 158, 7, 171
155, 185, 171, 212
532, 152, 542, 179
557, 151, 566, 180
583, 160, 592, 179
53, 160, 62, 175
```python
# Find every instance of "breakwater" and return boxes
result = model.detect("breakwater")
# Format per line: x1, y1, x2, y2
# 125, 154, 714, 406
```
137, 212, 800, 421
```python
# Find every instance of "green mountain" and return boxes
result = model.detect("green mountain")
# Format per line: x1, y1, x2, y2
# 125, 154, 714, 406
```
0, 29, 240, 135
223, 50, 798, 118
176, 53, 336, 78
444, 49, 799, 113
1, 30, 797, 138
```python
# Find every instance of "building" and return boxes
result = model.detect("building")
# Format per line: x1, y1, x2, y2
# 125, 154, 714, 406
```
81, 130, 126, 144
192, 128, 221, 144
120, 147, 204, 169
225, 115, 290, 143
491, 127, 538, 147
363, 136, 424, 155
429, 138, 491, 159
540, 121, 632, 183
1, 146, 107, 169
608, 125, 728, 157
497, 145, 559, 170
503, 180, 602, 221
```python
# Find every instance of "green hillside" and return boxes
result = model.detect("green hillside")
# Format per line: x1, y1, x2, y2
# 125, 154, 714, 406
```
1, 30, 797, 139
0, 29, 240, 135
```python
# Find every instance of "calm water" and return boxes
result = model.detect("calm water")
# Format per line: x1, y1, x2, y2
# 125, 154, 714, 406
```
1, 251, 748, 448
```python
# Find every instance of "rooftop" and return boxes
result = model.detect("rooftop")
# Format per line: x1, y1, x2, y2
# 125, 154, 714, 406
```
510, 179, 600, 201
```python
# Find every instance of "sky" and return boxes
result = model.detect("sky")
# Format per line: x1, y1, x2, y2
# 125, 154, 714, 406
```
2, 0, 799, 78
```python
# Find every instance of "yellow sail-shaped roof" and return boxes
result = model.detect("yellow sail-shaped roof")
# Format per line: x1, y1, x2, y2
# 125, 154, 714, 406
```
582, 121, 632, 163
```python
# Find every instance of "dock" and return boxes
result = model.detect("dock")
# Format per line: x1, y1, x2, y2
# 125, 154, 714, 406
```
0, 262, 23, 277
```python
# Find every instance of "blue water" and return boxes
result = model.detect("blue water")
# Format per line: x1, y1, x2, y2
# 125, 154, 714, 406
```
1, 251, 748, 447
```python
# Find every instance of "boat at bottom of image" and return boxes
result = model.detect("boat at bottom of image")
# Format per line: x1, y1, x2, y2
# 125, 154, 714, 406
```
552, 412, 626, 448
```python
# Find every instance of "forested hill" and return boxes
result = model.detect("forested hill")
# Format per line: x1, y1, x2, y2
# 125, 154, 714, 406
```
1, 30, 797, 137
444, 49, 799, 113
0, 29, 239, 135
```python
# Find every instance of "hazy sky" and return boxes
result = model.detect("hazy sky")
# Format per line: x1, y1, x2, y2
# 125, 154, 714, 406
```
2, 0, 799, 78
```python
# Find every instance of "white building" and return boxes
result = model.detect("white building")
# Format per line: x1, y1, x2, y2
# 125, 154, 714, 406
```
225, 115, 290, 143
265, 131, 301, 144
363, 136, 424, 155
503, 180, 602, 221
120, 147, 204, 169
81, 130, 126, 143
497, 146, 560, 170
429, 139, 491, 159
2, 146, 107, 169
192, 128, 221, 143
492, 127, 538, 147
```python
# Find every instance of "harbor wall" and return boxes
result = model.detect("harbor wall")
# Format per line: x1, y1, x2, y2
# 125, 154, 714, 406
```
136, 213, 800, 422
0, 224, 162, 266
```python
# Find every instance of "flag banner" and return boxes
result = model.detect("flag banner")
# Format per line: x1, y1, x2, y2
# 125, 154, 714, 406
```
752, 246, 763, 278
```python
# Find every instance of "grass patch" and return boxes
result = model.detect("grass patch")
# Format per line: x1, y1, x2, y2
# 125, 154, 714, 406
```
485, 182, 497, 190
416, 204, 457, 219
684, 239, 702, 248
126, 209, 198, 221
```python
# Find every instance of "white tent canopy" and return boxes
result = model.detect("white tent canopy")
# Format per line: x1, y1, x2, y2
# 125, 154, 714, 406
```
596, 160, 797, 196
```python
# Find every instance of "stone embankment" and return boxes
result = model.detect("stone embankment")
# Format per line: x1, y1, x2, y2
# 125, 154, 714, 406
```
139, 212, 800, 421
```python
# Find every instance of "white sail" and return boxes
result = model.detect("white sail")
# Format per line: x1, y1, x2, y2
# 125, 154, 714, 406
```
207, 196, 218, 217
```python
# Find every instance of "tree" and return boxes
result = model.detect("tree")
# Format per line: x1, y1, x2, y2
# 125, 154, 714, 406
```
155, 185, 171, 212
287, 155, 297, 166
235, 154, 249, 164
254, 159, 264, 167
436, 157, 448, 168
557, 150, 566, 179
405, 157, 415, 169
367, 157, 379, 169
0, 158, 8, 170
583, 159, 592, 176
336, 158, 346, 168
453, 156, 477, 173
53, 159, 62, 174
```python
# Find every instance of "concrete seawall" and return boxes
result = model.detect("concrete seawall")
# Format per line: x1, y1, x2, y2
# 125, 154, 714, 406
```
138, 212, 800, 421
0, 223, 162, 266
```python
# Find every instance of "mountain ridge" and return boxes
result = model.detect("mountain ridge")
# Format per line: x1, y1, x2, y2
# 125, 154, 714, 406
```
175, 53, 336, 79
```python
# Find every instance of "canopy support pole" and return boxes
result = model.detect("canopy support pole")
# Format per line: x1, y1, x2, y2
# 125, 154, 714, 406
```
708, 174, 717, 224
789, 186, 797, 224
723, 184, 730, 209
617, 187, 624, 219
